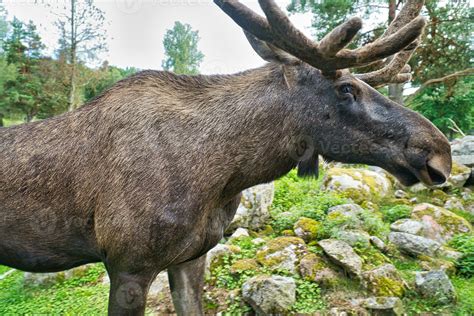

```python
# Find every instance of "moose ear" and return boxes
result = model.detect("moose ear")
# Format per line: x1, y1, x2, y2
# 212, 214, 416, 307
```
297, 152, 319, 179
244, 31, 298, 64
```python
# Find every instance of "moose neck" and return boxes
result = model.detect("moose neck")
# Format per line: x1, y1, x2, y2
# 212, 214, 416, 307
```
198, 64, 301, 199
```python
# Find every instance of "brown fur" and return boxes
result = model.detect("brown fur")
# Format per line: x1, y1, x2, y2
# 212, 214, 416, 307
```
0, 61, 451, 315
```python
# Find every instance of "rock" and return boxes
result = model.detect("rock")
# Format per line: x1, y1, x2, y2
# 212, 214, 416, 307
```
390, 219, 423, 235
447, 161, 471, 188
256, 237, 306, 273
299, 253, 340, 288
328, 203, 364, 217
409, 183, 428, 193
252, 238, 266, 245
226, 183, 274, 233
362, 264, 405, 297
230, 259, 259, 274
418, 256, 457, 276
318, 239, 363, 276
24, 264, 94, 286
293, 217, 321, 242
334, 230, 371, 247
227, 227, 249, 242
438, 246, 463, 261
370, 236, 387, 252
360, 297, 404, 316
322, 167, 392, 203
394, 190, 407, 199
412, 203, 472, 242
444, 197, 465, 212
451, 135, 474, 167
415, 270, 456, 304
388, 232, 441, 257
205, 244, 234, 275
148, 271, 169, 297
242, 275, 296, 315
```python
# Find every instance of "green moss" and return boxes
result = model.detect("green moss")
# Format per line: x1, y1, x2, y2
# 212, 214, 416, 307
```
230, 259, 259, 274
294, 217, 321, 241
381, 205, 412, 223
370, 276, 405, 297
255, 236, 305, 269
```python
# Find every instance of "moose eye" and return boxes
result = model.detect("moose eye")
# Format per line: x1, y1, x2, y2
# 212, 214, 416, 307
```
339, 83, 354, 95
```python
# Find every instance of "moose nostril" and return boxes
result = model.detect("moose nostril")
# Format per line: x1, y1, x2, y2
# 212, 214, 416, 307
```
426, 163, 447, 185
426, 155, 450, 185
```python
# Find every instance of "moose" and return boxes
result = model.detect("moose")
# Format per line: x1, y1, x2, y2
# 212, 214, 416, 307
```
0, 0, 451, 315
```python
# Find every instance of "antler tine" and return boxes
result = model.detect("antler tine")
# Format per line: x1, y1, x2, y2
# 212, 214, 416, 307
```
215, 0, 425, 74
356, 0, 425, 86
214, 0, 273, 42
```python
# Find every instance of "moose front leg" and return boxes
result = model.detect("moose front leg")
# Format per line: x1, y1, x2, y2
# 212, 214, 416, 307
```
107, 270, 156, 316
167, 254, 206, 316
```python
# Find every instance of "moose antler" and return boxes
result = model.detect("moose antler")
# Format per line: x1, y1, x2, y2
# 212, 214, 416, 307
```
356, 0, 425, 87
215, 0, 425, 82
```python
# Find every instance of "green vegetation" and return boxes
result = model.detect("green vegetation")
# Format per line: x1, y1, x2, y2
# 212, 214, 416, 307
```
162, 21, 204, 75
0, 264, 108, 315
449, 234, 474, 277
381, 204, 412, 223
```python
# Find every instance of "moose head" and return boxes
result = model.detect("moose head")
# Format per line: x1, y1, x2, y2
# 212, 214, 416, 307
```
215, 0, 451, 187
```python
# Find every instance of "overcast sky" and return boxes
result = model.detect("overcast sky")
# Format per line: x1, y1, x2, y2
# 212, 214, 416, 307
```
3, 0, 316, 74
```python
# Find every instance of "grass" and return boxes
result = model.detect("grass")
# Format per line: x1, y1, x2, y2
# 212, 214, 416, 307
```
0, 264, 109, 315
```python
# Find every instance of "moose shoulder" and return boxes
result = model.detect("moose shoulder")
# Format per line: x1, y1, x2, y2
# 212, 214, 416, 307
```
0, 0, 451, 315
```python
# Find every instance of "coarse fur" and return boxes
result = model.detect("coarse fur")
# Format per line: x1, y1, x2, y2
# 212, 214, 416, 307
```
0, 0, 452, 313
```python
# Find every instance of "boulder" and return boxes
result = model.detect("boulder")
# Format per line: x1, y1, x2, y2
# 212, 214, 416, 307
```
205, 244, 234, 275
446, 161, 471, 188
230, 259, 260, 274
322, 167, 392, 203
388, 232, 441, 257
451, 135, 474, 167
415, 270, 456, 304
394, 190, 407, 199
299, 253, 340, 288
361, 264, 405, 297
334, 230, 371, 248
370, 236, 387, 252
256, 237, 306, 273
444, 197, 465, 212
360, 297, 404, 316
412, 203, 472, 242
226, 183, 274, 232
293, 217, 321, 242
318, 239, 363, 276
328, 203, 364, 217
390, 219, 423, 235
242, 275, 296, 315
227, 227, 249, 243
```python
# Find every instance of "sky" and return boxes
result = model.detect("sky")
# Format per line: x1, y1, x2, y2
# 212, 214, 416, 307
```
2, 0, 314, 74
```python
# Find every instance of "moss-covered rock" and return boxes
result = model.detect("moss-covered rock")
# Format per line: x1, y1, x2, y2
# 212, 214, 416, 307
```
293, 217, 321, 242
412, 203, 472, 242
321, 167, 392, 204
230, 259, 260, 274
361, 264, 406, 297
256, 237, 306, 273
299, 253, 341, 288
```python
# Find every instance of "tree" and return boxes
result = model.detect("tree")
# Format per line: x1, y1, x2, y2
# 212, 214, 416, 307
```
55, 0, 107, 111
162, 21, 204, 75
0, 18, 46, 122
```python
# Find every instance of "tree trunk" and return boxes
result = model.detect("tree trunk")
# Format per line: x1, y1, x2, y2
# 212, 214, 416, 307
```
67, 0, 77, 112
387, 0, 404, 105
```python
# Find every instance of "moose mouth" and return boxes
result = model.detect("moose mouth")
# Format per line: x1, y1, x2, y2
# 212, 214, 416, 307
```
392, 158, 449, 187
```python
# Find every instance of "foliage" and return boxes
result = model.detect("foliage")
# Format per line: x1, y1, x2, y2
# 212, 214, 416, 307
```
0, 18, 52, 122
449, 234, 474, 277
380, 204, 412, 223
162, 21, 204, 75
291, 277, 325, 313
408, 76, 473, 136
0, 264, 108, 315
271, 169, 348, 232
